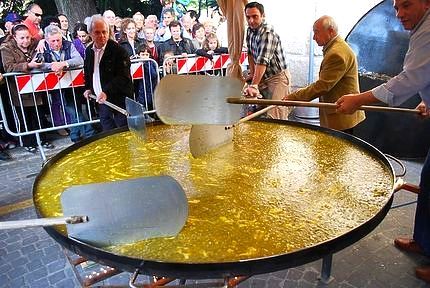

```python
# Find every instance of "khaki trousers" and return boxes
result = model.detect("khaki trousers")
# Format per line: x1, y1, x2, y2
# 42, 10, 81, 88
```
260, 69, 292, 120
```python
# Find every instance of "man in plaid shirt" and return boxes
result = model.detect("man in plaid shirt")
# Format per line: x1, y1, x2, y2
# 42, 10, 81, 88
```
243, 1, 292, 120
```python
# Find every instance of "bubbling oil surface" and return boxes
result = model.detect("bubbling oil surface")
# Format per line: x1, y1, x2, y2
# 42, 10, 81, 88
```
34, 122, 393, 263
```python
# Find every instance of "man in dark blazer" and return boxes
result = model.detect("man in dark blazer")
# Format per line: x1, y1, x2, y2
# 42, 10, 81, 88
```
83, 15, 133, 131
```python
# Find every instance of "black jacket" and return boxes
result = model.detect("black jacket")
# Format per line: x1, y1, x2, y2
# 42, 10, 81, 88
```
119, 38, 143, 58
195, 47, 229, 60
159, 37, 195, 63
84, 39, 133, 108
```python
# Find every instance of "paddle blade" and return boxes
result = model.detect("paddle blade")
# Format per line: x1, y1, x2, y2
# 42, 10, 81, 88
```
61, 176, 188, 246
155, 75, 242, 125
125, 97, 146, 140
189, 125, 234, 158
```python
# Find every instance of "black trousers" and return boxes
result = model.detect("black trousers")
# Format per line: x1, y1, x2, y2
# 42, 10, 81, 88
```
98, 103, 127, 131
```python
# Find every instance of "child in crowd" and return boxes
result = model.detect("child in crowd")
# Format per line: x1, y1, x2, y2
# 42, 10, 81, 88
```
195, 33, 228, 76
162, 50, 177, 74
138, 45, 152, 59
195, 32, 227, 60
136, 45, 158, 112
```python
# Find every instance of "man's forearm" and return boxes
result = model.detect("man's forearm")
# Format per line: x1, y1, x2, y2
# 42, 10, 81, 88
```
68, 47, 84, 67
252, 64, 267, 86
358, 90, 379, 105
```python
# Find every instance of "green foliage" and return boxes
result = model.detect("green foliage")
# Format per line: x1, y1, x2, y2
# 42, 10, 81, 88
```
0, 0, 33, 19
95, 0, 218, 17
96, 0, 162, 17
187, 0, 218, 10
206, 0, 218, 8
0, 0, 219, 22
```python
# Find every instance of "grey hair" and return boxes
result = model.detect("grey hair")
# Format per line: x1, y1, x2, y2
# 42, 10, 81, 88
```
44, 24, 62, 39
88, 14, 109, 33
26, 3, 41, 13
103, 9, 115, 17
320, 15, 338, 34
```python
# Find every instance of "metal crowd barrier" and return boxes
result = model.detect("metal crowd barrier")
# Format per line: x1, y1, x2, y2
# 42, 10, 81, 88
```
0, 58, 160, 161
130, 58, 159, 116
0, 52, 248, 161
162, 51, 248, 76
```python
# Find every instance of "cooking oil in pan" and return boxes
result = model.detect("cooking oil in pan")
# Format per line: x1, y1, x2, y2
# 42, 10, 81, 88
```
34, 122, 393, 263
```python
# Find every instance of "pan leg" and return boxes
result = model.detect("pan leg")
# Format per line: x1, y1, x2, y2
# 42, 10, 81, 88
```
319, 254, 334, 284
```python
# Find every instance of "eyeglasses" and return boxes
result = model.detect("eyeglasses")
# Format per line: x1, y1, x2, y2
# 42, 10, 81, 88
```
30, 11, 43, 17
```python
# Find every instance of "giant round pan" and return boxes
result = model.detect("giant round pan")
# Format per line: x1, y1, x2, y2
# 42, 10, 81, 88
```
33, 119, 395, 278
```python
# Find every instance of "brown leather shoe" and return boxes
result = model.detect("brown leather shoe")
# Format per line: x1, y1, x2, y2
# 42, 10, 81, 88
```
416, 266, 430, 283
394, 237, 424, 254
57, 129, 69, 136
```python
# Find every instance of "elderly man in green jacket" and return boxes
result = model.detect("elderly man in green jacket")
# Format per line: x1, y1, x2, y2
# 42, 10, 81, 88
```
284, 15, 365, 133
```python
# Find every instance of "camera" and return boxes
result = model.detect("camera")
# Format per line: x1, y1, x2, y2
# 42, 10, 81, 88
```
34, 53, 44, 63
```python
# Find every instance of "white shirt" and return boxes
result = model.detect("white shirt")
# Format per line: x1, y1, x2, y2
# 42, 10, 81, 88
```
92, 44, 107, 97
372, 10, 430, 107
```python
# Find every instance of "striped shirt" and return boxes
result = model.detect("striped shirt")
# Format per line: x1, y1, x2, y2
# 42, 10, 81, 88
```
246, 22, 288, 80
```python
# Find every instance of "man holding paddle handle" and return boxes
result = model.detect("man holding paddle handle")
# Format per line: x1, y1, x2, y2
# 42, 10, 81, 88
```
283, 15, 365, 134
243, 2, 292, 120
83, 15, 133, 131
337, 0, 430, 283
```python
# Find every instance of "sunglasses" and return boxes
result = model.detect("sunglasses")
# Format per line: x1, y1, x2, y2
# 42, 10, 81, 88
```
31, 11, 43, 17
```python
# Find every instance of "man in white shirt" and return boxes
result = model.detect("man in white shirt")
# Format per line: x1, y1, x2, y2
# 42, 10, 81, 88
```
83, 15, 133, 131
337, 0, 430, 283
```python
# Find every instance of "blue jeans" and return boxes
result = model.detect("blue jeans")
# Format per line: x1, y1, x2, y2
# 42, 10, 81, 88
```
414, 149, 430, 256
61, 92, 95, 142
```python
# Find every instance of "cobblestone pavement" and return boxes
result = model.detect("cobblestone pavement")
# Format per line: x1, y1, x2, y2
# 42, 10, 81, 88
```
0, 134, 429, 287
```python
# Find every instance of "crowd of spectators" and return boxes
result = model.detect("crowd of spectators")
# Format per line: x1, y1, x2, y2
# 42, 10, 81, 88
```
0, 1, 228, 160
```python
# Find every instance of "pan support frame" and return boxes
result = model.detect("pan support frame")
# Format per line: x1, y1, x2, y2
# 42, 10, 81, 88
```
63, 246, 336, 287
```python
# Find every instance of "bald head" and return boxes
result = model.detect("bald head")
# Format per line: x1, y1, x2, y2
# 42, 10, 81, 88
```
315, 15, 338, 35
313, 15, 338, 47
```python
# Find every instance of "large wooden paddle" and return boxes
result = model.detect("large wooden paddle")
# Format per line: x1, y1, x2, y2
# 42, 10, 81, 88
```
0, 176, 188, 246
226, 98, 421, 114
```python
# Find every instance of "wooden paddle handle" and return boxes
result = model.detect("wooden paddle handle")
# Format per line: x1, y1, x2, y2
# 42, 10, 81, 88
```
224, 105, 276, 130
238, 105, 276, 124
88, 94, 129, 116
0, 216, 88, 230
226, 98, 421, 114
